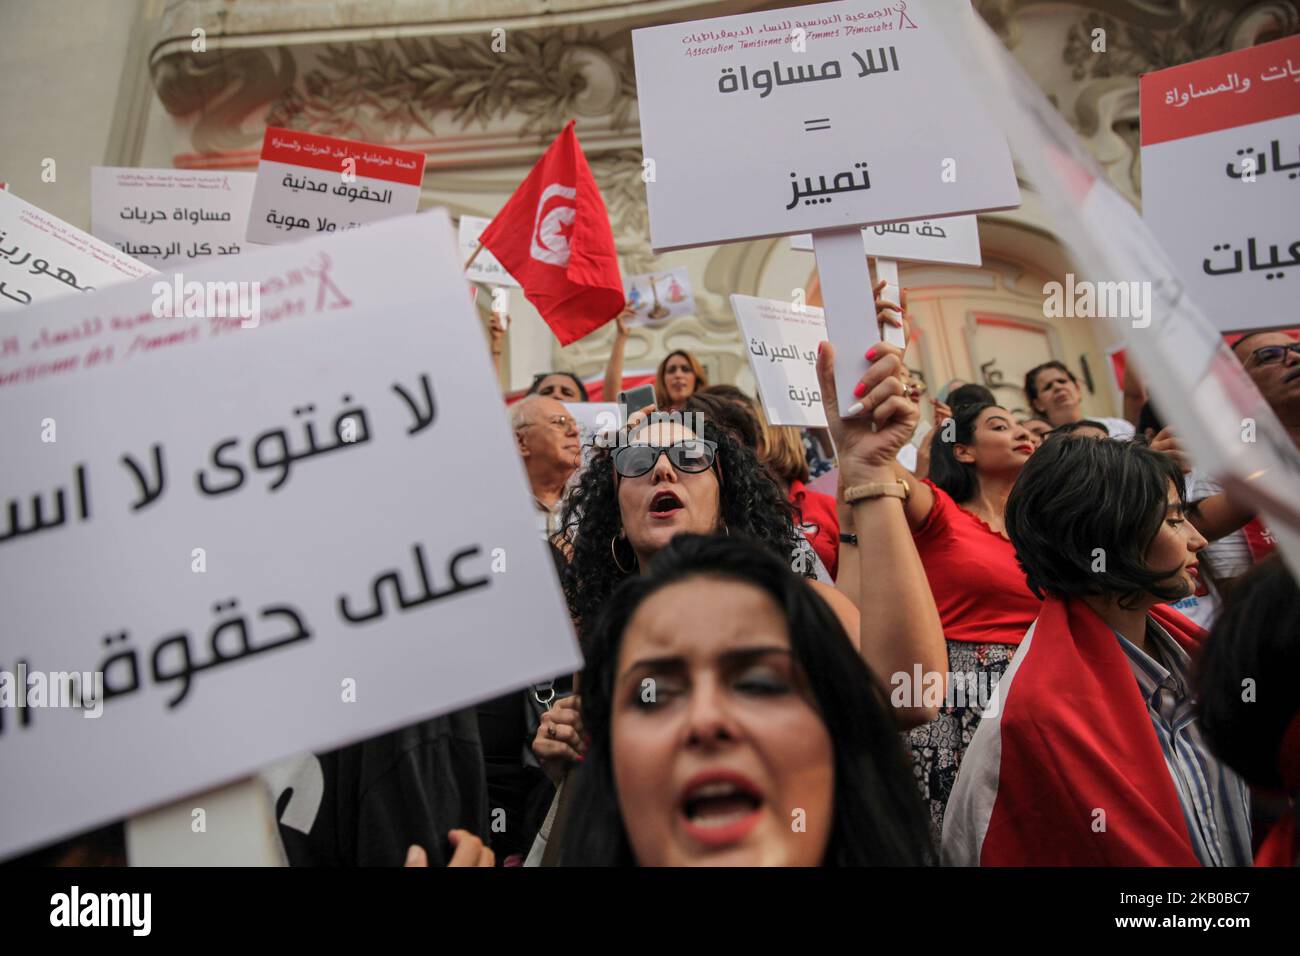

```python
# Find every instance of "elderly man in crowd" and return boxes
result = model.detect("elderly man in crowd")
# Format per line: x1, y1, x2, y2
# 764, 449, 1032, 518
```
510, 394, 583, 540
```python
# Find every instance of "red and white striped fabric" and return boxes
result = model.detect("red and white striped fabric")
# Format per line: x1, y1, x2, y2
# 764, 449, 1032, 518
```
941, 596, 1206, 866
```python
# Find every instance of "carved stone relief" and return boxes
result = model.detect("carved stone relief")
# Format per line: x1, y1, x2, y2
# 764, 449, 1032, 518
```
144, 0, 1300, 388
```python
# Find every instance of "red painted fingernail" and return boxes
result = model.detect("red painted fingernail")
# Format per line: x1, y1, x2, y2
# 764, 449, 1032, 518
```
817, 342, 824, 357
866, 347, 878, 360
853, 381, 867, 398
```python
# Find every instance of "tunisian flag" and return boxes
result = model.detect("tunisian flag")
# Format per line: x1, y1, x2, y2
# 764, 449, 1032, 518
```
477, 121, 623, 346
941, 597, 1206, 866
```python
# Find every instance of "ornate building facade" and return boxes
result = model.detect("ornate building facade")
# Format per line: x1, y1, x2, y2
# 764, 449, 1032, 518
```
103, 0, 1300, 414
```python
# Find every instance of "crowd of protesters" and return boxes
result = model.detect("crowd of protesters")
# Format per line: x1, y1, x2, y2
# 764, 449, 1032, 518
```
20, 288, 1298, 869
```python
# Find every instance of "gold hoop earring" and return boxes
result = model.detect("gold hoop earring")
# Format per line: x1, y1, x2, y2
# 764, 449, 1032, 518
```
611, 533, 636, 575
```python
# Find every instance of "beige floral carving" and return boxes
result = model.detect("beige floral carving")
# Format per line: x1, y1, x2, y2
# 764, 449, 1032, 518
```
266, 28, 636, 140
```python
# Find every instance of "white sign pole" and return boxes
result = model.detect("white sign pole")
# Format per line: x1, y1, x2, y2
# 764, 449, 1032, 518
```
814, 230, 906, 415
126, 777, 284, 866
870, 257, 906, 345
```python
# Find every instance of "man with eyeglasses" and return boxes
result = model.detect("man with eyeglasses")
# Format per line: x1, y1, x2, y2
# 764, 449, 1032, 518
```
1181, 330, 1300, 597
509, 394, 583, 540
1232, 330, 1300, 451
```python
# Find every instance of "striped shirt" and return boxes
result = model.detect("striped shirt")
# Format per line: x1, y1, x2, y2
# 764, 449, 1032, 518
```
1114, 620, 1253, 866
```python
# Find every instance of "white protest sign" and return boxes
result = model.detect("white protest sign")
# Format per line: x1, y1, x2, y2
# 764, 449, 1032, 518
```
632, 0, 1020, 252
789, 214, 982, 265
245, 127, 426, 245
634, 0, 1018, 418
91, 167, 256, 269
0, 190, 153, 313
935, 9, 1300, 578
731, 294, 828, 428
1140, 35, 1300, 334
0, 210, 581, 860
624, 267, 695, 325
459, 214, 520, 288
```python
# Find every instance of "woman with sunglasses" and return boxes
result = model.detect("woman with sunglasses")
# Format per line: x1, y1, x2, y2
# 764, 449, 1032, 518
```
534, 335, 948, 786
557, 533, 936, 866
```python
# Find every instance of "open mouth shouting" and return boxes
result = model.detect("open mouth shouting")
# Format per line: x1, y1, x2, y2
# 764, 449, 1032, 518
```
678, 770, 764, 849
649, 489, 684, 520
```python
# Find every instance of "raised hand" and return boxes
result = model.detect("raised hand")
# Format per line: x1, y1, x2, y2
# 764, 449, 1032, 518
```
816, 339, 919, 485
531, 694, 585, 785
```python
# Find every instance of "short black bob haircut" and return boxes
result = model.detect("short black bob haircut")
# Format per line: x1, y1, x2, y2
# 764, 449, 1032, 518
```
557, 534, 936, 866
1004, 435, 1188, 609
526, 371, 589, 402
929, 401, 999, 505
1196, 556, 1300, 792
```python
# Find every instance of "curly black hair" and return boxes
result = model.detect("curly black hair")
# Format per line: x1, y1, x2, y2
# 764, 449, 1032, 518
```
557, 414, 806, 639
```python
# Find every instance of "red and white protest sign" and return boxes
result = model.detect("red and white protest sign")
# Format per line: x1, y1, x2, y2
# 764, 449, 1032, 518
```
245, 127, 426, 246
1140, 34, 1300, 334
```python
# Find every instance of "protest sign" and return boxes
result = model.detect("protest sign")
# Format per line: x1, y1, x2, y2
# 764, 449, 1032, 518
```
934, 9, 1300, 578
624, 267, 695, 325
459, 214, 520, 288
731, 294, 828, 428
633, 0, 1018, 416
92, 167, 256, 269
245, 127, 426, 245
0, 190, 152, 314
632, 0, 1019, 251
790, 214, 982, 266
0, 210, 582, 860
1140, 35, 1300, 334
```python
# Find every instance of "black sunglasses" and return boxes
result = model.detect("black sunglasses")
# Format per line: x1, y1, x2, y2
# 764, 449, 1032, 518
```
612, 439, 718, 479
1249, 342, 1300, 366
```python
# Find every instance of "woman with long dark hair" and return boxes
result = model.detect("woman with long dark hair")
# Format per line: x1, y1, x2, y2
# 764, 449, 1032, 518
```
653, 349, 708, 410
558, 534, 936, 866
533, 334, 949, 786
858, 342, 1042, 840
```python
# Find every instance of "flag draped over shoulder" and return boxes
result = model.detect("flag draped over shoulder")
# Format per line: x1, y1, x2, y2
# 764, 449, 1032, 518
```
477, 121, 623, 346
942, 596, 1205, 866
